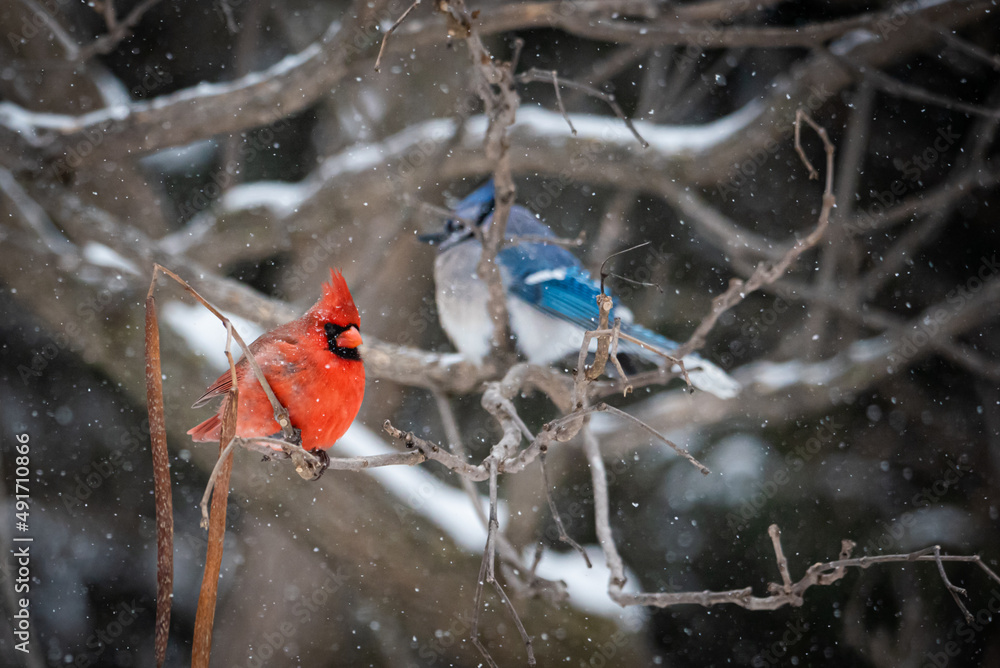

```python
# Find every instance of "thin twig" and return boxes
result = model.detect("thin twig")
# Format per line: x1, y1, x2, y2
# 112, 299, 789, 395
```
438, 0, 520, 362
604, 320, 632, 395
471, 458, 520, 668
198, 436, 239, 528
933, 545, 973, 623
508, 231, 587, 249
77, 0, 163, 61
583, 425, 628, 590
540, 454, 592, 567
595, 404, 709, 475
769, 524, 793, 593
584, 294, 614, 381
477, 462, 533, 664
510, 36, 525, 71
550, 70, 577, 136
374, 0, 421, 72
599, 241, 652, 296
486, 459, 499, 583
593, 328, 694, 391
470, 554, 500, 668
432, 392, 541, 582
18, 0, 80, 59
384, 420, 491, 480
239, 435, 424, 471
516, 67, 649, 147
670, 110, 836, 360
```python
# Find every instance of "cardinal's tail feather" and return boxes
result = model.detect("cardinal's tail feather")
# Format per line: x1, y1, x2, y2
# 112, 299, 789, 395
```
187, 414, 222, 442
191, 370, 233, 408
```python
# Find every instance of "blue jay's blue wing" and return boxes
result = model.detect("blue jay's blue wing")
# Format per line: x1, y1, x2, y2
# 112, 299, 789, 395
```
498, 206, 628, 330
503, 255, 624, 331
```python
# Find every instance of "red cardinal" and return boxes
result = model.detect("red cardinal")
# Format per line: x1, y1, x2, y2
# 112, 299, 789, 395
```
187, 269, 365, 452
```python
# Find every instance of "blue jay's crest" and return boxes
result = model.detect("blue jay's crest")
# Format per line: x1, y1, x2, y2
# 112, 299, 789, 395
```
451, 180, 496, 226
418, 180, 496, 251
424, 179, 742, 399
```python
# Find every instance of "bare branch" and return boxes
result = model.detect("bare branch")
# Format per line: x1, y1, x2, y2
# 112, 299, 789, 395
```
595, 404, 709, 475
374, 0, 421, 72
831, 50, 1000, 120
583, 426, 628, 590
17, 0, 80, 58
611, 524, 1000, 613
438, 0, 520, 361
539, 454, 592, 568
670, 110, 835, 360
77, 0, 164, 61
516, 68, 648, 147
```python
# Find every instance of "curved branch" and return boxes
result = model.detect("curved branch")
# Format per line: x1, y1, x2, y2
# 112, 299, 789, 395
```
1, 0, 986, 180
1, 0, 390, 173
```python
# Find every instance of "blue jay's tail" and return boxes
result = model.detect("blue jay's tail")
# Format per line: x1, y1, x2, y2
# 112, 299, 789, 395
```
617, 322, 741, 399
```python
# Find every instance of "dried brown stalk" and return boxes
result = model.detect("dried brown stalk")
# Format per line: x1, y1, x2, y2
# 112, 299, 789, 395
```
143, 286, 172, 668
191, 333, 238, 668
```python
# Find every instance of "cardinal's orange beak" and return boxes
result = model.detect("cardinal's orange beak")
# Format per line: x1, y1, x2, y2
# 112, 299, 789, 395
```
336, 325, 363, 349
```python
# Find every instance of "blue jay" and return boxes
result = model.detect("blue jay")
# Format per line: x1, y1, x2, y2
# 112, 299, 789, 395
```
420, 181, 740, 399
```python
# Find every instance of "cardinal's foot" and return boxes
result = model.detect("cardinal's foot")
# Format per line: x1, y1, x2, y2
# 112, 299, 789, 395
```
309, 448, 330, 480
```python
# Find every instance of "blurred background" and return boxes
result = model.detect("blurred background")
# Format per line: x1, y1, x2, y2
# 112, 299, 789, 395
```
1, 0, 999, 666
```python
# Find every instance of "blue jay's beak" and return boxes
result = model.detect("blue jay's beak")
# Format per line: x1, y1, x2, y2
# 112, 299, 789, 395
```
418, 231, 449, 245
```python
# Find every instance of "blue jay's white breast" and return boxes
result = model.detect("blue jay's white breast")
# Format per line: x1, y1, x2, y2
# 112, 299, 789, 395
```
506, 297, 586, 365
434, 243, 494, 363
434, 242, 588, 365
